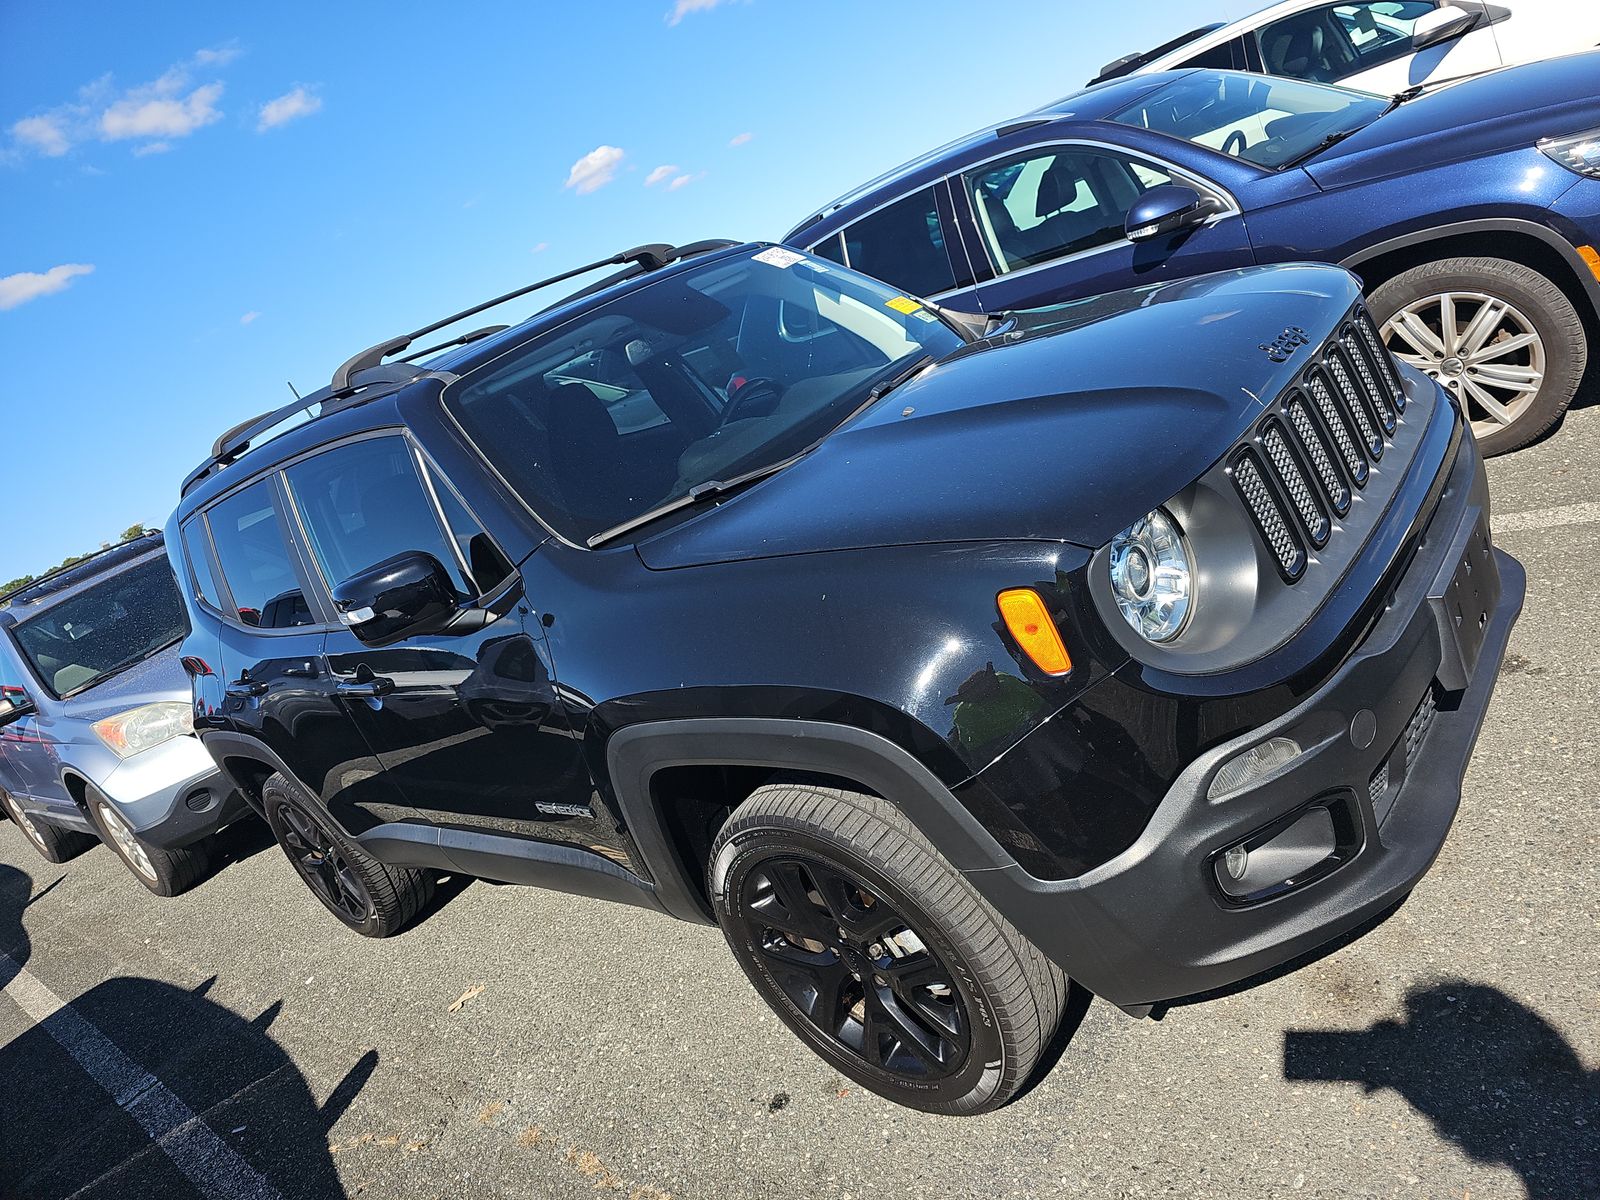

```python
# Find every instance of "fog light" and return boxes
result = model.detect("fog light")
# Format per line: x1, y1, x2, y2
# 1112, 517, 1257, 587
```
1208, 736, 1303, 800
1223, 844, 1249, 881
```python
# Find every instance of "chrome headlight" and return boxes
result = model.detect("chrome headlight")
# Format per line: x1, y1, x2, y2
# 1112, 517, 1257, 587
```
1108, 508, 1193, 642
92, 701, 193, 758
1539, 129, 1600, 179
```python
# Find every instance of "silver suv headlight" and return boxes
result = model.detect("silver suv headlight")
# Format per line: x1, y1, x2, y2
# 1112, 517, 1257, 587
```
1539, 129, 1600, 179
92, 701, 194, 758
1108, 508, 1193, 642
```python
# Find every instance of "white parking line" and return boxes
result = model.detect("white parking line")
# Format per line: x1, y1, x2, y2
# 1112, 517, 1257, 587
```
1495, 501, 1600, 533
0, 954, 281, 1200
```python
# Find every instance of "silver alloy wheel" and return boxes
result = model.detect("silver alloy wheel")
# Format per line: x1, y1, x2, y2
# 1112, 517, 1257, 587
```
4, 794, 49, 853
95, 799, 158, 882
1381, 291, 1546, 441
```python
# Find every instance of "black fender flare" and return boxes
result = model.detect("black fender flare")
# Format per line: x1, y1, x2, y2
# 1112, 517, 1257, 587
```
1339, 217, 1600, 321
604, 718, 1023, 924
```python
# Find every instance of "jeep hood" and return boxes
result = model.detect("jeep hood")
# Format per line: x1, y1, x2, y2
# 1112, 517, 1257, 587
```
1304, 53, 1600, 189
637, 264, 1363, 570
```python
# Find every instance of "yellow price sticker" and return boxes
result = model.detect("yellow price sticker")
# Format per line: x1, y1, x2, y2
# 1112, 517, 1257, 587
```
885, 296, 922, 314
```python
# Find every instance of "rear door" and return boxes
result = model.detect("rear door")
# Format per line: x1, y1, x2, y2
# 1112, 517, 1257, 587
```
281, 434, 615, 860
954, 141, 1255, 313
199, 474, 407, 837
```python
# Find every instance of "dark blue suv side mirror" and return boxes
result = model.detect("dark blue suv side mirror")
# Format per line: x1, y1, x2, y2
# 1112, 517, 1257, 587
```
1125, 185, 1211, 243
331, 551, 460, 647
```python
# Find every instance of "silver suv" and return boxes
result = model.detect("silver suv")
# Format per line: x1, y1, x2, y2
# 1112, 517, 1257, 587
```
0, 534, 249, 895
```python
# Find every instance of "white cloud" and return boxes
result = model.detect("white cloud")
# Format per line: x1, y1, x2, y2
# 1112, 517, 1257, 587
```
0, 263, 94, 311
100, 80, 223, 141
644, 164, 678, 187
531, 242, 550, 254
729, 131, 753, 147
194, 43, 242, 66
12, 114, 71, 156
240, 310, 261, 325
564, 145, 624, 195
668, 173, 698, 190
257, 86, 322, 132
132, 140, 171, 156
667, 0, 740, 25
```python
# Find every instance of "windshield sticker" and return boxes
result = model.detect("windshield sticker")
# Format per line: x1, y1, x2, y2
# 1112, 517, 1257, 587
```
752, 247, 807, 269
885, 296, 923, 315
911, 309, 939, 323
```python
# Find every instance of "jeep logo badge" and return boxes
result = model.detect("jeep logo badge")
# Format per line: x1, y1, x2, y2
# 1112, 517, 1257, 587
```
1260, 326, 1311, 363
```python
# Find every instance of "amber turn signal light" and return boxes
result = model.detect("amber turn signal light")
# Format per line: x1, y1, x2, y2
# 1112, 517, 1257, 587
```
997, 588, 1072, 676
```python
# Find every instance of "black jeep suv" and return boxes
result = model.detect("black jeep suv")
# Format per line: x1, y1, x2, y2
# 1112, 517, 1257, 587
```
168, 241, 1522, 1114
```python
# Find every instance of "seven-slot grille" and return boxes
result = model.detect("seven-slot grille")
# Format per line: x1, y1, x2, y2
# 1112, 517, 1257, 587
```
1232, 309, 1407, 582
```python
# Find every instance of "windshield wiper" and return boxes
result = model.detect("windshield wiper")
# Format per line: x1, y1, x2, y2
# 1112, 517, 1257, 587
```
865, 354, 936, 405
585, 454, 808, 548
1382, 83, 1429, 113
1279, 126, 1364, 170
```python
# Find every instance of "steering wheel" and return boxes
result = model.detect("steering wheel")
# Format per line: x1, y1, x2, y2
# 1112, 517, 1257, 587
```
1222, 129, 1249, 158
718, 376, 782, 429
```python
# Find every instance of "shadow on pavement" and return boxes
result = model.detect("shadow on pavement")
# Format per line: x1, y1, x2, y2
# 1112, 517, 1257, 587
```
1284, 980, 1598, 1199
0, 861, 369, 1200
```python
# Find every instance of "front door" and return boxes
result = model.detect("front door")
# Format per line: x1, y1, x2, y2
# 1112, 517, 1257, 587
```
281, 436, 618, 863
954, 143, 1255, 313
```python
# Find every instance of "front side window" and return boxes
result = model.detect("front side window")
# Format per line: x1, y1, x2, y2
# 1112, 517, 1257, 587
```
1258, 2, 1435, 82
966, 147, 1176, 273
11, 556, 188, 698
838, 187, 958, 297
446, 249, 964, 544
206, 480, 315, 629
1111, 70, 1386, 169
284, 437, 480, 601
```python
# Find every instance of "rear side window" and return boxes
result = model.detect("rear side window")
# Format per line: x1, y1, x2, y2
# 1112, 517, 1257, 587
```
838, 187, 957, 298
284, 437, 477, 601
206, 481, 316, 629
1176, 37, 1246, 70
180, 518, 222, 611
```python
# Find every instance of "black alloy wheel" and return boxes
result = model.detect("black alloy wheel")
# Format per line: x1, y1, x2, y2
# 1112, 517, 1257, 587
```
272, 799, 372, 926
739, 855, 970, 1080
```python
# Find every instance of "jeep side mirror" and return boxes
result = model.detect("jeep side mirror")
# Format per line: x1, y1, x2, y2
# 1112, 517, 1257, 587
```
1411, 4, 1480, 50
1126, 184, 1211, 243
0, 687, 35, 727
331, 551, 460, 647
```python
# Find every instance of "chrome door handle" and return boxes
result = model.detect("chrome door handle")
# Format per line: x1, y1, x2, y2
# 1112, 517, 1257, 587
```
336, 675, 394, 699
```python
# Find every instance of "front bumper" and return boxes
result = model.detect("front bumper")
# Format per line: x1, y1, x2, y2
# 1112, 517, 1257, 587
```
963, 425, 1524, 1008
98, 734, 251, 849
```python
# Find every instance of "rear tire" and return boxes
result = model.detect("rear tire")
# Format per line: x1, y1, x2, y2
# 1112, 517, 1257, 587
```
83, 786, 212, 898
709, 781, 1068, 1115
261, 772, 432, 937
1, 790, 97, 864
1368, 256, 1586, 456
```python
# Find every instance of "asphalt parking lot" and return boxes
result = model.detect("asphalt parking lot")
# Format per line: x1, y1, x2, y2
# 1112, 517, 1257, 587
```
3, 412, 1598, 1200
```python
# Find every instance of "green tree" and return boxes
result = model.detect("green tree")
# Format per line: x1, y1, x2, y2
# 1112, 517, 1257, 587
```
120, 523, 153, 542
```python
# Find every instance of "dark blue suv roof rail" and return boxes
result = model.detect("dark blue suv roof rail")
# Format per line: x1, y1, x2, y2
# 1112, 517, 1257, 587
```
179, 239, 739, 499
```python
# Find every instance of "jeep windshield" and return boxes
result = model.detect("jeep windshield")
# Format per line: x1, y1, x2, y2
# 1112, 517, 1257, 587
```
10, 555, 188, 699
444, 247, 964, 545
1110, 71, 1386, 170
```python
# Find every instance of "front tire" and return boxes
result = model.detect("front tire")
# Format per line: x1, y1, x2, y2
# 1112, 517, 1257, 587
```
1, 790, 97, 863
709, 782, 1068, 1115
83, 787, 212, 898
1369, 256, 1586, 456
261, 772, 432, 937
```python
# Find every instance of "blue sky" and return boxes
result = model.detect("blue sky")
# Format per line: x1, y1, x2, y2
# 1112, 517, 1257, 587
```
0, 0, 1250, 582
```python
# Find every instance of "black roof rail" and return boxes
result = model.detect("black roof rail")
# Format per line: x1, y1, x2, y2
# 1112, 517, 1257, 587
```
1088, 22, 1226, 84
996, 118, 1053, 139
181, 240, 742, 500
553, 238, 741, 309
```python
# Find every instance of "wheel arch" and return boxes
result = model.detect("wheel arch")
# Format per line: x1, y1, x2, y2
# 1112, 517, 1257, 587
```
1342, 219, 1600, 334
604, 719, 1022, 926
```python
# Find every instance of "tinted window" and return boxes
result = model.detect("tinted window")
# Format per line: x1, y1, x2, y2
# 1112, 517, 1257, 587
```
422, 459, 516, 596
1111, 70, 1386, 169
1177, 38, 1241, 70
206, 480, 315, 628
180, 518, 222, 610
285, 438, 472, 601
11, 556, 188, 697
445, 249, 963, 544
810, 232, 847, 266
839, 187, 957, 297
966, 148, 1174, 272
1258, 2, 1434, 83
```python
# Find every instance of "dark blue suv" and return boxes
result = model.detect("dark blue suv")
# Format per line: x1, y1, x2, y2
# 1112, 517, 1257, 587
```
785, 54, 1600, 456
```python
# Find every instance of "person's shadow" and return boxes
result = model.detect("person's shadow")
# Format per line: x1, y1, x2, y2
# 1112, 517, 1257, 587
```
0, 861, 372, 1199
1284, 981, 1598, 1199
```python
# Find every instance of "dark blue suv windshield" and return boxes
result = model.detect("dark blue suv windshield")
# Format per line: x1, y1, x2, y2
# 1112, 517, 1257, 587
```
444, 249, 964, 544
1111, 71, 1385, 169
